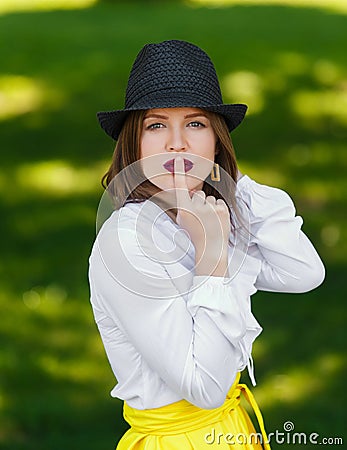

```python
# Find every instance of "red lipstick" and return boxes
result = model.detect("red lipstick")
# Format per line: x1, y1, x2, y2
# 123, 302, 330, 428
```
163, 158, 194, 173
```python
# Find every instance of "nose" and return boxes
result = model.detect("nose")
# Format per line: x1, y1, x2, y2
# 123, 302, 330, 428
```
166, 127, 187, 152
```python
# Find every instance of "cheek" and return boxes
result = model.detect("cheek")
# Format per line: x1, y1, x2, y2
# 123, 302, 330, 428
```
140, 152, 175, 191
140, 136, 151, 159
140, 134, 166, 159
207, 133, 217, 155
192, 130, 216, 155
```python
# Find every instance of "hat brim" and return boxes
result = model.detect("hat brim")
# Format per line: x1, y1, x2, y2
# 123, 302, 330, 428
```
97, 103, 248, 141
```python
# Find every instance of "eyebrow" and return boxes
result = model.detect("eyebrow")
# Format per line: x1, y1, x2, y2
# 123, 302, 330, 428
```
144, 112, 208, 120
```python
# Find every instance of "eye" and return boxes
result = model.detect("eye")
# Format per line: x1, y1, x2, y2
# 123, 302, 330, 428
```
188, 121, 205, 128
146, 122, 164, 130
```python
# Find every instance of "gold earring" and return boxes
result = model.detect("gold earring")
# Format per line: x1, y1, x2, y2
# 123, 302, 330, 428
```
210, 163, 220, 182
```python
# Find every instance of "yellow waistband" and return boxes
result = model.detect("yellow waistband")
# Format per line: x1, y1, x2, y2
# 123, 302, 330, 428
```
123, 373, 270, 449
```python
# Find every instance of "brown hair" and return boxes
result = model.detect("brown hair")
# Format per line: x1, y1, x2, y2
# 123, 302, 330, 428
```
102, 109, 241, 230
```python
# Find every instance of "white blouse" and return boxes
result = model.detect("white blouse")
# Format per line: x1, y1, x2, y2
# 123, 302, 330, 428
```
88, 175, 325, 410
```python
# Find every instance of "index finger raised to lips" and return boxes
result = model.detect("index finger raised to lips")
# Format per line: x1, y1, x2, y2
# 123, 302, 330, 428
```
174, 156, 190, 207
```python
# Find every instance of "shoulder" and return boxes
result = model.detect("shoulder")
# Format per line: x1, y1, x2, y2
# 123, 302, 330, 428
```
237, 175, 293, 201
236, 175, 296, 219
90, 199, 182, 274
89, 201, 188, 300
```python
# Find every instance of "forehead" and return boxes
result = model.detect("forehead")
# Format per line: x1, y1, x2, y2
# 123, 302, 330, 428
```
145, 107, 207, 117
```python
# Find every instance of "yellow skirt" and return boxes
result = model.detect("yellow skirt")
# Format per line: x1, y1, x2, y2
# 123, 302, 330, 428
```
116, 373, 271, 449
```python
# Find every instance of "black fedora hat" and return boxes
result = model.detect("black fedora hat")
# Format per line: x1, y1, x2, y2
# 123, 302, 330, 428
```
97, 40, 248, 140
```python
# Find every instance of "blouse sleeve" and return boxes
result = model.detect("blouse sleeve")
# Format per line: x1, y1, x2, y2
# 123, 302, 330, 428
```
88, 216, 262, 410
236, 175, 325, 293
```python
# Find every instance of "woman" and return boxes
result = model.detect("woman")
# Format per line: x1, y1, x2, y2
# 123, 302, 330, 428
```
89, 40, 325, 449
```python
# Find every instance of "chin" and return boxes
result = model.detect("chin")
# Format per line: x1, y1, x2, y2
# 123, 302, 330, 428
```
150, 175, 203, 193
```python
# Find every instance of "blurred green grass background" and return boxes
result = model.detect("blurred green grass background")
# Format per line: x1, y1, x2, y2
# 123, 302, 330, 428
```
0, 0, 346, 448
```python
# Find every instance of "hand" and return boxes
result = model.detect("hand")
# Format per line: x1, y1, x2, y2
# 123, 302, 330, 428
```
174, 156, 230, 276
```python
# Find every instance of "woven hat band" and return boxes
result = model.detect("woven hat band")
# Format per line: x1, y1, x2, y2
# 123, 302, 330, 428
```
127, 90, 224, 111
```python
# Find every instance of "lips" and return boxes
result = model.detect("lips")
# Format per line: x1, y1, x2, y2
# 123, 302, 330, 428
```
163, 158, 194, 174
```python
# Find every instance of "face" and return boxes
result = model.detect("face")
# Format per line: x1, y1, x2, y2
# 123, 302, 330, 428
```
140, 107, 217, 193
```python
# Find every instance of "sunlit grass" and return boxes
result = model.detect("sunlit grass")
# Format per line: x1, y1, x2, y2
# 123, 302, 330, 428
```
0, 0, 97, 15
13, 160, 106, 197
22, 284, 67, 310
222, 71, 265, 114
320, 223, 341, 247
290, 88, 347, 127
239, 144, 347, 203
275, 51, 309, 76
0, 75, 44, 120
0, 75, 66, 120
312, 59, 342, 86
221, 53, 347, 127
187, 0, 347, 14
237, 161, 287, 187
299, 179, 347, 203
254, 353, 345, 408
0, 286, 118, 442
